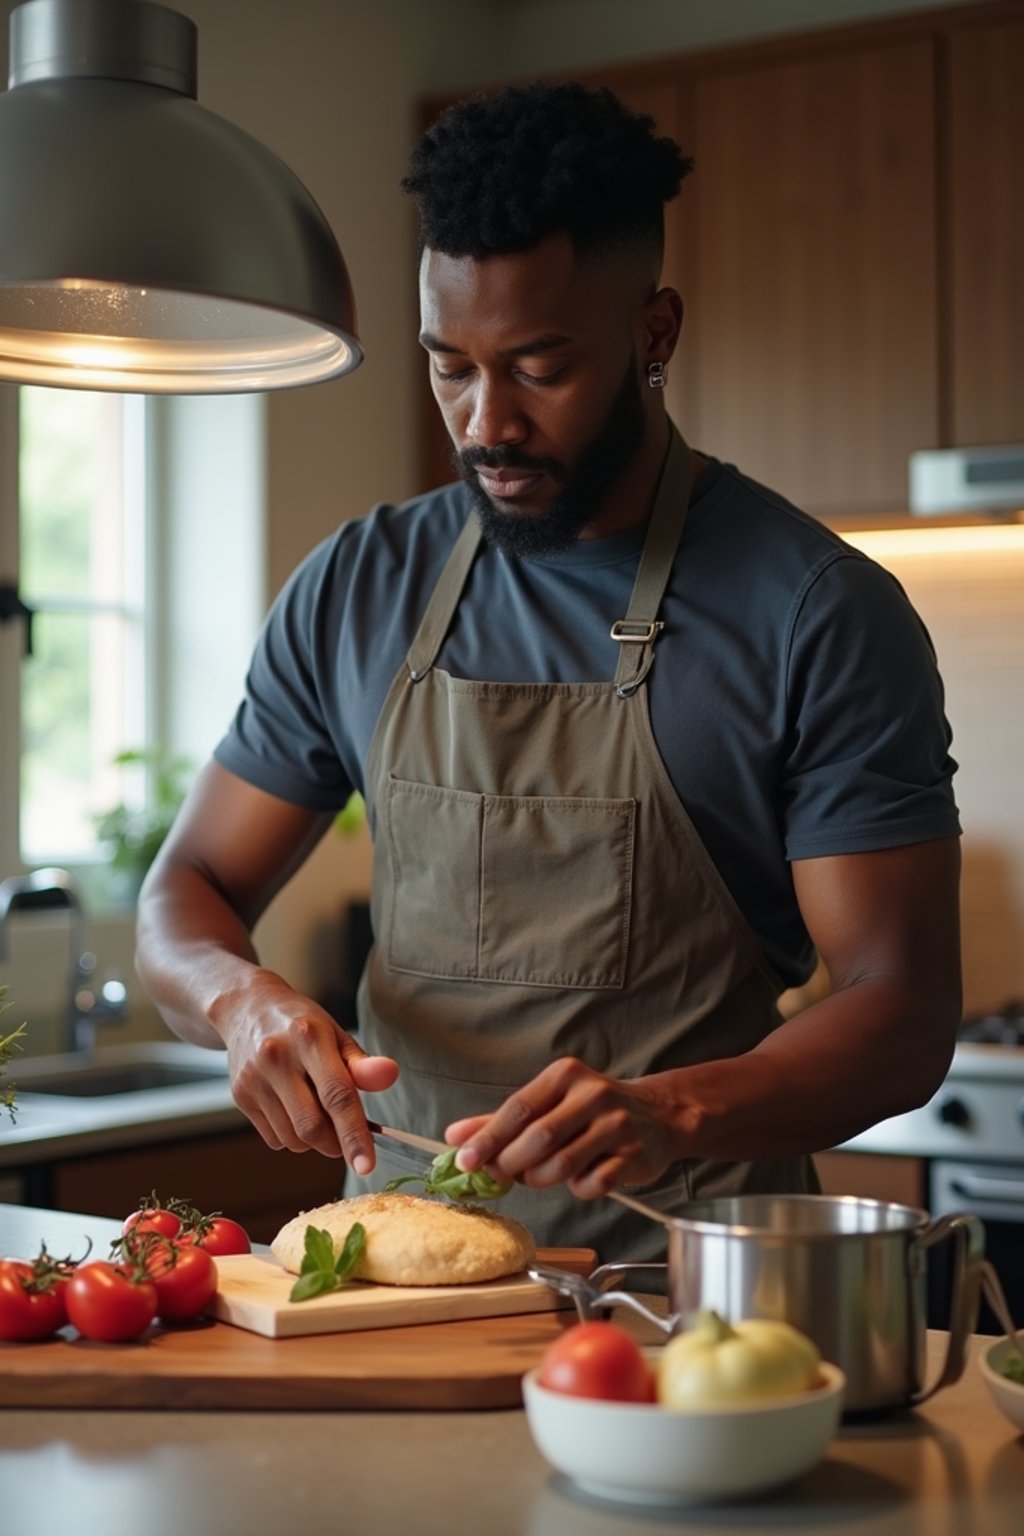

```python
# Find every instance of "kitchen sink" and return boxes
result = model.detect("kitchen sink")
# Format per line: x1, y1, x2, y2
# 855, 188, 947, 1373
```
17, 1062, 229, 1097
14, 1043, 231, 1099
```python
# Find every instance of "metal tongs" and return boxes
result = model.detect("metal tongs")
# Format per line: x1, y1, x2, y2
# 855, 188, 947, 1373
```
527, 1188, 676, 1331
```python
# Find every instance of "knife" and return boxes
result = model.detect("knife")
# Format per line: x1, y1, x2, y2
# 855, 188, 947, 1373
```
365, 1119, 673, 1226
366, 1119, 448, 1169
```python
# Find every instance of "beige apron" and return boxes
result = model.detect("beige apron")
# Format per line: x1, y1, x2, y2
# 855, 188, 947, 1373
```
355, 426, 817, 1262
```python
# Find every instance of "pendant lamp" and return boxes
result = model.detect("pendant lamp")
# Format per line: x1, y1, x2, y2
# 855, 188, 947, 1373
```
0, 0, 363, 392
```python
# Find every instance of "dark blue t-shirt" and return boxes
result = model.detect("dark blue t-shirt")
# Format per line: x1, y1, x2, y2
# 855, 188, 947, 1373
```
214, 455, 960, 987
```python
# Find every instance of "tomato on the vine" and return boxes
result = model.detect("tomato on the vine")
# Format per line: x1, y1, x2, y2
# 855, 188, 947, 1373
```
186, 1216, 251, 1257
537, 1321, 655, 1402
0, 1258, 68, 1342
141, 1237, 218, 1323
66, 1262, 157, 1342
121, 1193, 250, 1256
123, 1208, 181, 1240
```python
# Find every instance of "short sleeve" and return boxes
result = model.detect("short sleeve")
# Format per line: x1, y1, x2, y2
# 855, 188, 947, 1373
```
780, 552, 961, 860
213, 536, 353, 812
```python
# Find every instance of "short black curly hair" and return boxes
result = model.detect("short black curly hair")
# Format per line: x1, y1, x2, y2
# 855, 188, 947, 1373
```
402, 81, 693, 263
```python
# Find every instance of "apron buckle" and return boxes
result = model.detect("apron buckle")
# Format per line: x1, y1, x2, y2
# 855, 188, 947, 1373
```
610, 619, 664, 644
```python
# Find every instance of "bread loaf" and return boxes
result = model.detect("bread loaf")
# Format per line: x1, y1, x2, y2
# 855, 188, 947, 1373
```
271, 1191, 535, 1286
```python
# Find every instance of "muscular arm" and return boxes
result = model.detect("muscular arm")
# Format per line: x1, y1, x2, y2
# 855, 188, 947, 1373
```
135, 761, 397, 1166
448, 837, 962, 1193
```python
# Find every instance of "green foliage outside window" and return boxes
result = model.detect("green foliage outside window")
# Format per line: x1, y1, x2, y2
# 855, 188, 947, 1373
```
93, 748, 194, 882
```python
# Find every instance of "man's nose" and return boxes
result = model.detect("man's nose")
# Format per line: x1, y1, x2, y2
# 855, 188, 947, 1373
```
464, 376, 527, 449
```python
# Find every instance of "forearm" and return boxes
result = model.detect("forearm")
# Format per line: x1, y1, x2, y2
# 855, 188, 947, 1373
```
134, 859, 276, 1050
640, 979, 960, 1162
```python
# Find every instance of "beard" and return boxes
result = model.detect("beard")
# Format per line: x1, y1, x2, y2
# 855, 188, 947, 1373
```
452, 358, 647, 558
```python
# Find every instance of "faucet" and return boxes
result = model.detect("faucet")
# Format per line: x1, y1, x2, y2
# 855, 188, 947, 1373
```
0, 867, 128, 1054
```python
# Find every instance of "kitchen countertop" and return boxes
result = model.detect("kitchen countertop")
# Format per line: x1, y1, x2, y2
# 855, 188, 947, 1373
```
1, 1205, 1022, 1536
0, 1043, 244, 1168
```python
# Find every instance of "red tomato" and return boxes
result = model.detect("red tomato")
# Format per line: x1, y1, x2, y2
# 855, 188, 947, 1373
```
123, 1208, 182, 1240
538, 1321, 654, 1402
0, 1259, 67, 1342
65, 1263, 157, 1342
143, 1239, 218, 1323
187, 1216, 251, 1256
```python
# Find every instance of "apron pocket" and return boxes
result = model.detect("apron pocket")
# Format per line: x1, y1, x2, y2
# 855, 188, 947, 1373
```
384, 775, 635, 989
479, 794, 635, 988
385, 777, 482, 978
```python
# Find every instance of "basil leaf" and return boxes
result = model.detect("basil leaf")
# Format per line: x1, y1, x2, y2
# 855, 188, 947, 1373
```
289, 1270, 334, 1302
289, 1222, 367, 1303
333, 1222, 366, 1281
300, 1225, 338, 1275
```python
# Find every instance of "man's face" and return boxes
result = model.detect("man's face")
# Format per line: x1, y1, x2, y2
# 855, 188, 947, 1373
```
419, 234, 651, 556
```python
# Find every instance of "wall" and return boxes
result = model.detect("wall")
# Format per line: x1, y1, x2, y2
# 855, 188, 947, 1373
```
476, 0, 989, 85
846, 528, 1024, 1014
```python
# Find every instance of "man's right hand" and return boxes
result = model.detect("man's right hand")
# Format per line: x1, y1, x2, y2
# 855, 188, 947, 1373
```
213, 968, 399, 1168
134, 762, 398, 1174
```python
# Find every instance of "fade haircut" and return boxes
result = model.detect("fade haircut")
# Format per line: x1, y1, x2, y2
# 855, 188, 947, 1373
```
401, 80, 693, 267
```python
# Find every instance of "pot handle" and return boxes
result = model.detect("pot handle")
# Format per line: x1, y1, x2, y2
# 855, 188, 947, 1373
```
527, 1260, 678, 1335
910, 1210, 985, 1405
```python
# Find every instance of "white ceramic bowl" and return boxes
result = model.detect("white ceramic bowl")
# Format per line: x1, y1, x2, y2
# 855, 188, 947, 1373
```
979, 1339, 1024, 1432
522, 1360, 846, 1507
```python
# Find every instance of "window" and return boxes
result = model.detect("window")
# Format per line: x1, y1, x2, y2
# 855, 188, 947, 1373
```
17, 388, 148, 867
0, 386, 266, 903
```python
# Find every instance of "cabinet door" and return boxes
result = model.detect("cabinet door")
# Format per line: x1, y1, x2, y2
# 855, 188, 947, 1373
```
947, 18, 1024, 446
52, 1128, 344, 1244
815, 1150, 925, 1208
690, 41, 939, 518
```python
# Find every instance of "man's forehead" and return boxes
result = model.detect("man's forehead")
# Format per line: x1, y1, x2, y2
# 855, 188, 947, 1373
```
419, 236, 613, 346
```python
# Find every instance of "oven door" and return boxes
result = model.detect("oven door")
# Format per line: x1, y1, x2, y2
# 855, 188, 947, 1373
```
928, 1160, 1024, 1334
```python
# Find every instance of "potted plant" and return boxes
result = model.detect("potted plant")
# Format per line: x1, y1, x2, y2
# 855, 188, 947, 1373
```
93, 747, 194, 896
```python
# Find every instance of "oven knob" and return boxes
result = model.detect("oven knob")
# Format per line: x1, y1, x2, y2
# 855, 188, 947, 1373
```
936, 1095, 970, 1128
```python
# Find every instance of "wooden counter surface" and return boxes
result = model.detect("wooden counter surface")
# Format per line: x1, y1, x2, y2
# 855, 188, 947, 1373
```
1, 1205, 1021, 1536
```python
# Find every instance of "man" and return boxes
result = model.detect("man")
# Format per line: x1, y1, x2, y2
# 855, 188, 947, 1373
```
135, 82, 962, 1261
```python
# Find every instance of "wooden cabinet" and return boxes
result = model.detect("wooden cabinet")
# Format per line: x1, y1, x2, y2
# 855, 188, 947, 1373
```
946, 14, 1024, 446
50, 1127, 345, 1245
688, 40, 939, 518
417, 3, 1024, 518
815, 1149, 926, 1208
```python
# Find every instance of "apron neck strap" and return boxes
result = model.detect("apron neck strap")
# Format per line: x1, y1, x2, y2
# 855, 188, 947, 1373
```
613, 424, 694, 696
406, 508, 482, 681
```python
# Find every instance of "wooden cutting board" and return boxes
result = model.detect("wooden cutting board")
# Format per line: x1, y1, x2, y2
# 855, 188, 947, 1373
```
211, 1246, 593, 1338
0, 1249, 603, 1411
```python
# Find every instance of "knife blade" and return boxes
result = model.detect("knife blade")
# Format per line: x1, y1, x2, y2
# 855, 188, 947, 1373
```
366, 1119, 448, 1169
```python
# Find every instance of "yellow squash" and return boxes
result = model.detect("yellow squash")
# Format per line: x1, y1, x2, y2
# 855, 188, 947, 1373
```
657, 1309, 822, 1407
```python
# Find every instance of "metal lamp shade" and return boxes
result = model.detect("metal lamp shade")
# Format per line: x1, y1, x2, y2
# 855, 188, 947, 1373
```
0, 0, 363, 392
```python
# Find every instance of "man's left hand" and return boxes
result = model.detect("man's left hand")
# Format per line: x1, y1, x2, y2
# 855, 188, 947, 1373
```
444, 1057, 680, 1198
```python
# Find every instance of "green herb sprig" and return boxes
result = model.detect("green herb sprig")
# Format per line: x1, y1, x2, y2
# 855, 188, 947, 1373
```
0, 986, 27, 1123
384, 1146, 512, 1204
1001, 1354, 1024, 1386
289, 1223, 367, 1303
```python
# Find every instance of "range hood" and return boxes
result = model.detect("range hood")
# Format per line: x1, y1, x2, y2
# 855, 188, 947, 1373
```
909, 446, 1024, 518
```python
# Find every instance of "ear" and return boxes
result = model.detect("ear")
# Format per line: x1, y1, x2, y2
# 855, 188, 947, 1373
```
643, 287, 684, 367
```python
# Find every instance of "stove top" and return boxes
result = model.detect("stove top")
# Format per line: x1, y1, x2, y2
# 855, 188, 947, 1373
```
958, 1001, 1024, 1047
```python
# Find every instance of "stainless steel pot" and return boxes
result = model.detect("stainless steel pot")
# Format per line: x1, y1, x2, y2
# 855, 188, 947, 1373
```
531, 1194, 985, 1414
